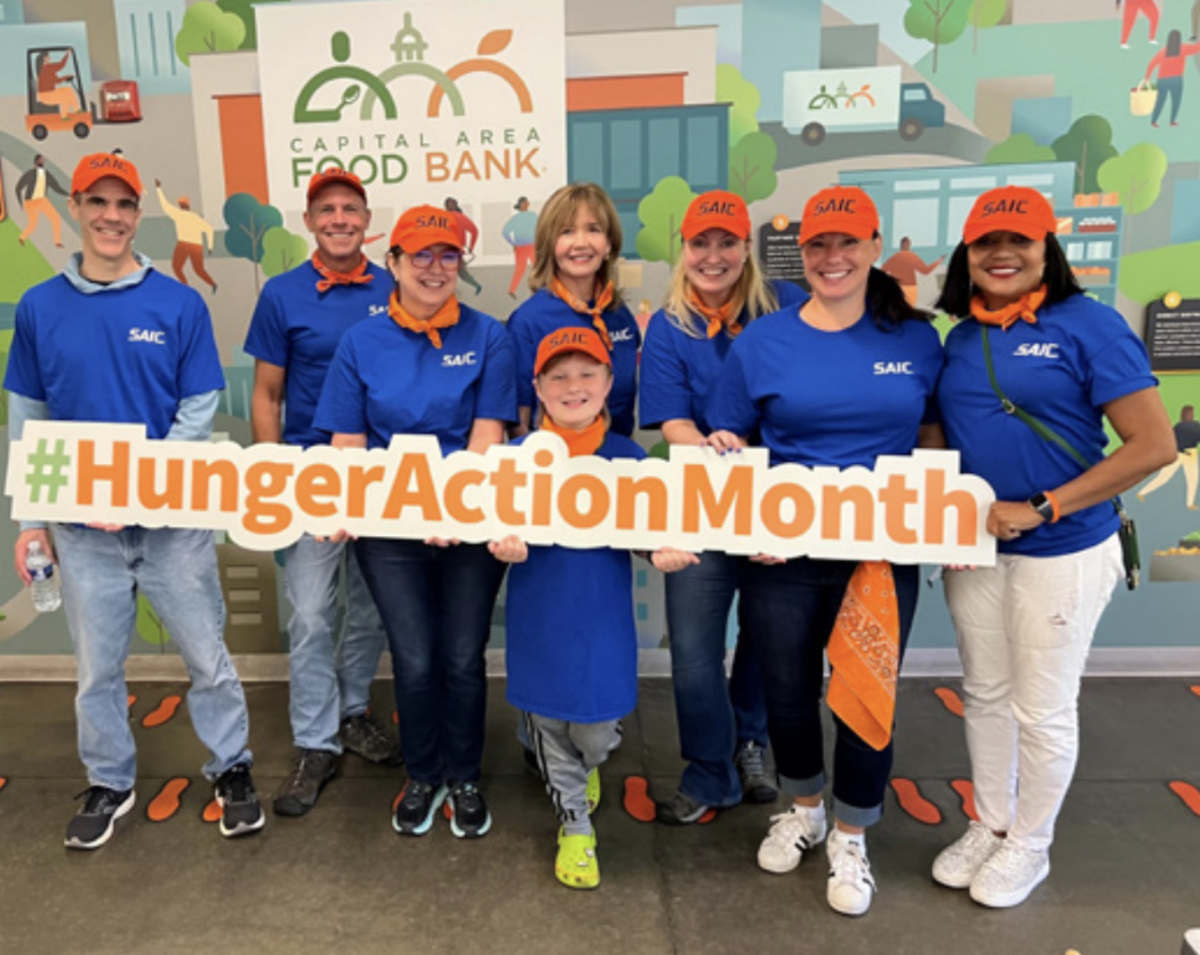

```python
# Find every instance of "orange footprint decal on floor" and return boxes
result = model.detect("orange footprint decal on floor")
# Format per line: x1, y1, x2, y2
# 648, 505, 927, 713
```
0, 777, 7, 795
1168, 781, 1200, 817
127, 695, 137, 711
142, 694, 183, 728
147, 777, 190, 822
1190, 686, 1200, 700
934, 687, 964, 718
202, 798, 222, 823
623, 776, 656, 823
890, 778, 942, 825
951, 779, 979, 821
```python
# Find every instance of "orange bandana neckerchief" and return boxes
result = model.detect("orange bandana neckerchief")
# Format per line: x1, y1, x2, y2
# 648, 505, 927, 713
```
550, 277, 615, 350
826, 561, 901, 752
539, 414, 606, 457
969, 285, 1047, 330
387, 292, 460, 349
687, 290, 746, 339
312, 251, 374, 293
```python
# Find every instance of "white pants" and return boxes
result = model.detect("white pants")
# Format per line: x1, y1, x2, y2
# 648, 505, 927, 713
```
944, 534, 1122, 851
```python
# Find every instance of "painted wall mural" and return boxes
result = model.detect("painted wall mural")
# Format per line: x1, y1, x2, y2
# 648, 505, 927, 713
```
2, 0, 1198, 658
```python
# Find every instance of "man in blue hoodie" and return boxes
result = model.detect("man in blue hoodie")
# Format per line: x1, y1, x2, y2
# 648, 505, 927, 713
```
5, 152, 263, 850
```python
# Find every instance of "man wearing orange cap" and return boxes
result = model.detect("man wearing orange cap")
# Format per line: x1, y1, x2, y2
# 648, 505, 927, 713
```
5, 152, 264, 848
244, 167, 398, 819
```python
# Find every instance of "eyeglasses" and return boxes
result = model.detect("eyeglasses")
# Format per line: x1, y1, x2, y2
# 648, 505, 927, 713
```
408, 249, 468, 270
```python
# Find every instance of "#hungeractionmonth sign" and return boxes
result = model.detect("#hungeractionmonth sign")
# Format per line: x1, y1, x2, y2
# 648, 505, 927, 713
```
7, 423, 997, 565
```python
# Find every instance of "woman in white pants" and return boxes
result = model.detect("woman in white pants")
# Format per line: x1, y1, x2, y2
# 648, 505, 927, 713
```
932, 186, 1174, 908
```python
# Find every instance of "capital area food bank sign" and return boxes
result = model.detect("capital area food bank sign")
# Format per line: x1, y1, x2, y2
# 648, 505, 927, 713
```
256, 0, 566, 217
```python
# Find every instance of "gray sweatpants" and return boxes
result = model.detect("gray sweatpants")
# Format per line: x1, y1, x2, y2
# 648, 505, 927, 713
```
525, 713, 621, 836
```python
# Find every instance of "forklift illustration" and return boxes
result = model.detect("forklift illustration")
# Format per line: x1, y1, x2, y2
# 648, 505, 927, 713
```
25, 46, 142, 141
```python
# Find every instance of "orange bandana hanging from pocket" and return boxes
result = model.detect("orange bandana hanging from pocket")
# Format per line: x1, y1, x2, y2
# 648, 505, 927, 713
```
387, 292, 460, 349
826, 561, 901, 752
550, 277, 615, 350
312, 252, 374, 293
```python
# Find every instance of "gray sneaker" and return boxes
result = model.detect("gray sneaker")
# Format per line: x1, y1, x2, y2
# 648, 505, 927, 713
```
735, 740, 778, 804
655, 790, 711, 825
273, 748, 339, 817
340, 713, 403, 765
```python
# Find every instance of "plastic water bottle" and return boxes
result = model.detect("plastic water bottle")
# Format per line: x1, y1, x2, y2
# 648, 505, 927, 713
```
26, 540, 62, 612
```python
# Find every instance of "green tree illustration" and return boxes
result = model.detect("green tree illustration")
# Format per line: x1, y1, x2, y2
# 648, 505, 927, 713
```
174, 1, 246, 66
728, 132, 779, 204
1053, 116, 1119, 195
1098, 142, 1168, 247
716, 64, 761, 147
985, 133, 1055, 165
968, 0, 1007, 54
636, 177, 697, 266
261, 227, 310, 279
905, 0, 972, 72
217, 0, 290, 51
223, 193, 283, 294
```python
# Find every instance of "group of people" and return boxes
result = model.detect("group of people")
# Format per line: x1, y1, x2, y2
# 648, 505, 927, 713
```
7, 153, 1175, 916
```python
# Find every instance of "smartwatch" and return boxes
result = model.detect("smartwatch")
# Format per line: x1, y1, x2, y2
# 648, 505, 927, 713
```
1028, 492, 1055, 522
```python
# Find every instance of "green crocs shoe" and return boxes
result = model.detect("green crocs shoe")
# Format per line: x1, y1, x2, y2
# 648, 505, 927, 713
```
586, 768, 601, 814
556, 828, 600, 889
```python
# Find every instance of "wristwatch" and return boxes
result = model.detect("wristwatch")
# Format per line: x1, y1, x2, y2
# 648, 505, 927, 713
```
1028, 492, 1055, 522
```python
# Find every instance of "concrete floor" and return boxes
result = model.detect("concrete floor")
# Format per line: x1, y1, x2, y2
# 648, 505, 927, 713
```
0, 677, 1197, 955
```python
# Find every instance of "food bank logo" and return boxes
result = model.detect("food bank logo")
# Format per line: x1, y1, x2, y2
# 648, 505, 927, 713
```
294, 15, 533, 124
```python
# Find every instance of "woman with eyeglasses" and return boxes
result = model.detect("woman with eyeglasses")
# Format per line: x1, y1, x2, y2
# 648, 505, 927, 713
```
313, 204, 516, 840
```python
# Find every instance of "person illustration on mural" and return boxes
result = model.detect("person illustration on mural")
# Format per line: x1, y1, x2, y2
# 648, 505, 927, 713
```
155, 178, 218, 294
16, 154, 67, 248
444, 197, 482, 295
503, 196, 537, 298
1117, 0, 1160, 48
1192, 0, 1200, 41
882, 237, 945, 308
34, 50, 83, 119
5, 152, 265, 848
1138, 404, 1200, 508
1144, 29, 1200, 126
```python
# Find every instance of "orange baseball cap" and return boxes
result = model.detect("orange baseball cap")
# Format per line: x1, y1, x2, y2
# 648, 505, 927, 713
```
306, 167, 367, 204
71, 152, 143, 197
389, 205, 465, 253
534, 327, 612, 376
797, 186, 879, 245
681, 190, 752, 240
962, 186, 1057, 244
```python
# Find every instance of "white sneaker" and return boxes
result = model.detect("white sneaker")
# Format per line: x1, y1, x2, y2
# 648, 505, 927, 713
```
932, 821, 1004, 889
826, 828, 876, 916
757, 803, 827, 874
969, 843, 1050, 908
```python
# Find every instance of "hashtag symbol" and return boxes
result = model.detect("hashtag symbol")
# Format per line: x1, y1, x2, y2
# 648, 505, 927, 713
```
25, 438, 72, 504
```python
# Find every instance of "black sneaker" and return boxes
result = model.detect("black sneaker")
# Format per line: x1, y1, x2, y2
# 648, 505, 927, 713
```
272, 749, 339, 817
65, 786, 136, 850
735, 740, 778, 805
446, 781, 492, 838
214, 763, 265, 838
392, 779, 447, 836
339, 713, 403, 766
655, 790, 711, 826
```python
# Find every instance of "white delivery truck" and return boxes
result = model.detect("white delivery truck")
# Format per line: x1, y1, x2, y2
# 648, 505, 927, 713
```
782, 65, 945, 145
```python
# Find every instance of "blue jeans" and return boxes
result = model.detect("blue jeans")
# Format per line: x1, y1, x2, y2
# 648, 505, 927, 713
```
354, 538, 505, 786
1151, 74, 1183, 124
665, 552, 769, 807
741, 558, 919, 828
284, 535, 387, 752
55, 525, 252, 791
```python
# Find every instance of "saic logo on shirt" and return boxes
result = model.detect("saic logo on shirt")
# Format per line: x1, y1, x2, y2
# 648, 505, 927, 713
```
1014, 343, 1060, 359
442, 351, 477, 367
873, 361, 913, 375
610, 329, 635, 344
128, 328, 166, 345
368, 304, 388, 317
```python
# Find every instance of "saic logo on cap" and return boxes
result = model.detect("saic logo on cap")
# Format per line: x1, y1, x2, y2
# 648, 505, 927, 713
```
88, 155, 129, 173
698, 200, 736, 217
981, 199, 1028, 217
549, 330, 587, 348
814, 198, 856, 216
417, 213, 451, 230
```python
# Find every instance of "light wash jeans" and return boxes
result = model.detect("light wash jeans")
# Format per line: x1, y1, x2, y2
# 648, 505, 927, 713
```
944, 534, 1122, 852
55, 525, 252, 791
283, 535, 387, 752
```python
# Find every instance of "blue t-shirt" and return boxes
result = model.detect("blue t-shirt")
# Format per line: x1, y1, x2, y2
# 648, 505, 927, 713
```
504, 431, 646, 723
639, 280, 808, 433
506, 287, 641, 436
4, 270, 224, 439
708, 308, 943, 468
312, 303, 516, 454
243, 260, 390, 448
937, 293, 1156, 557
